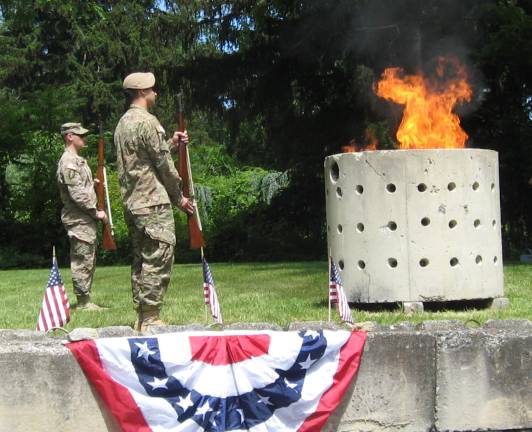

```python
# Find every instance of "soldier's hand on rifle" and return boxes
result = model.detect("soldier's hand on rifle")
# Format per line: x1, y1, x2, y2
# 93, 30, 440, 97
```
179, 197, 194, 215
96, 210, 109, 225
171, 130, 189, 147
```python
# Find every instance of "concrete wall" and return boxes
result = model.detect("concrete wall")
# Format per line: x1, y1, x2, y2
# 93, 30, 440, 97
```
0, 320, 530, 432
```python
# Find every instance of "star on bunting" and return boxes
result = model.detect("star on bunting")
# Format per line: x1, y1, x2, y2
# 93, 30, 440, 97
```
258, 395, 274, 406
196, 400, 212, 417
304, 330, 320, 339
298, 354, 315, 370
135, 342, 155, 360
147, 377, 168, 390
176, 393, 194, 411
284, 377, 298, 390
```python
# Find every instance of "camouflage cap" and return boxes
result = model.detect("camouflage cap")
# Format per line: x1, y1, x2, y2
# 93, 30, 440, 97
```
122, 72, 156, 90
60, 122, 89, 136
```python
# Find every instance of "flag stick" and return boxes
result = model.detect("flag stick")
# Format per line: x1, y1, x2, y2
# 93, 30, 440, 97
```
328, 249, 332, 322
52, 245, 56, 262
200, 247, 208, 322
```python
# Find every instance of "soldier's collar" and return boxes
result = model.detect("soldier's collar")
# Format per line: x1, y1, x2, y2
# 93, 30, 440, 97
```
130, 104, 147, 111
65, 148, 80, 158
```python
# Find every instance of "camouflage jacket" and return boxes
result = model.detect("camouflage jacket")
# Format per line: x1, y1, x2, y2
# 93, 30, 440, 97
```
56, 150, 98, 242
114, 105, 183, 212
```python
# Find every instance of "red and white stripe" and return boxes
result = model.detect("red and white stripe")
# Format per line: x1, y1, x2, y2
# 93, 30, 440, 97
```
329, 282, 338, 303
37, 284, 70, 332
336, 285, 353, 324
204, 282, 223, 324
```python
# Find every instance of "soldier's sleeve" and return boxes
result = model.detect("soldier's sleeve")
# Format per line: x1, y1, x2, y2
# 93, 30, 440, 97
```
62, 164, 99, 219
141, 120, 184, 206
168, 138, 179, 155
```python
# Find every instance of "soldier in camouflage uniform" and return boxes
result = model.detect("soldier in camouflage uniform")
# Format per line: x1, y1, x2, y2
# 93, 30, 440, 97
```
56, 123, 108, 310
114, 72, 193, 331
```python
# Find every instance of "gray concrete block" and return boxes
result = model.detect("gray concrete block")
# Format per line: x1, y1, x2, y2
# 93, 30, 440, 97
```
403, 301, 424, 314
224, 322, 283, 331
418, 320, 465, 332
0, 329, 48, 342
97, 325, 138, 338
142, 323, 208, 335
435, 329, 532, 431
0, 339, 118, 432
490, 297, 510, 310
325, 331, 436, 432
287, 321, 346, 331
483, 319, 532, 331
385, 321, 418, 331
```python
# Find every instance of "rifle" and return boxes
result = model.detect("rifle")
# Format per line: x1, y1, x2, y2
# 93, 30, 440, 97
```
177, 92, 206, 249
96, 124, 117, 250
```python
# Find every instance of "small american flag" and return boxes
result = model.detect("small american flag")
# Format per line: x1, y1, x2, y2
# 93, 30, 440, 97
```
202, 257, 223, 324
329, 258, 354, 324
36, 255, 70, 331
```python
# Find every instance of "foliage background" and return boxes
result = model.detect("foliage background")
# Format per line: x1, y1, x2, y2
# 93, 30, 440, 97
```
0, 0, 530, 268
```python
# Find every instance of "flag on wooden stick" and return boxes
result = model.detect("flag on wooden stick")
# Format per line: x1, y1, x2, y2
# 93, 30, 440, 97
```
36, 248, 70, 331
202, 257, 223, 324
329, 258, 354, 324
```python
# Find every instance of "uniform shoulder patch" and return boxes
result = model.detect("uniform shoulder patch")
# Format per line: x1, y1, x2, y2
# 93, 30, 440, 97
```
66, 163, 79, 171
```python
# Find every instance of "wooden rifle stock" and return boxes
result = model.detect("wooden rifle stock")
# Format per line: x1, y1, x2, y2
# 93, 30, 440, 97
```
96, 124, 117, 250
177, 93, 206, 249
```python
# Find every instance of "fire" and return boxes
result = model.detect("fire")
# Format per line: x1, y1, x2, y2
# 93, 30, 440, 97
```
364, 129, 378, 151
341, 133, 378, 153
376, 57, 472, 149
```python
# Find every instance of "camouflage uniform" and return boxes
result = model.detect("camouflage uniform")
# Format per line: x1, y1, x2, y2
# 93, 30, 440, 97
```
56, 149, 98, 301
114, 104, 183, 314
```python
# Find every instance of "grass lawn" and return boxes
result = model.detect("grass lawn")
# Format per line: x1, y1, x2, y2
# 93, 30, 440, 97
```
0, 261, 530, 329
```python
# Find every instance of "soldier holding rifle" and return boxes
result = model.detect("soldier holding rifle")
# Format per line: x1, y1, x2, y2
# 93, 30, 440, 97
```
56, 122, 108, 310
114, 72, 193, 331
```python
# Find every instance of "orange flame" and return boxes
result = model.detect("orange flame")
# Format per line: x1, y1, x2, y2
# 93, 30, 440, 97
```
364, 129, 378, 151
342, 139, 357, 153
376, 57, 472, 149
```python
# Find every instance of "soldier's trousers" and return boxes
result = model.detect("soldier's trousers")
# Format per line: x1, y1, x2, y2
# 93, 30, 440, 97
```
69, 236, 97, 299
125, 204, 176, 313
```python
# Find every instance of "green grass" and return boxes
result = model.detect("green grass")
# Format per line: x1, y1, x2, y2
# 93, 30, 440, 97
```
0, 262, 530, 329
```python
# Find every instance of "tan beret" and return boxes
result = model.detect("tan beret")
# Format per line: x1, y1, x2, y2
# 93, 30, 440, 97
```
60, 122, 89, 136
122, 72, 156, 90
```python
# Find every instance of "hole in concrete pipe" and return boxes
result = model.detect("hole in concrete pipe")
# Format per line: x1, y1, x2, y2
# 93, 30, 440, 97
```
475, 255, 483, 264
327, 225, 330, 231
493, 256, 498, 264
448, 182, 456, 191
491, 182, 495, 191
419, 258, 429, 267
417, 183, 427, 192
472, 181, 480, 191
356, 223, 365, 232
492, 220, 496, 227
474, 219, 481, 228
357, 260, 366, 270
388, 258, 398, 268
387, 221, 397, 231
338, 260, 345, 270
386, 183, 396, 193
330, 162, 340, 182
355, 185, 364, 195
421, 217, 431, 226
336, 187, 342, 198
337, 224, 343, 233
449, 220, 457, 229
450, 257, 459, 267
